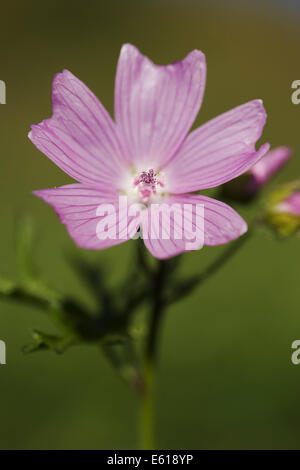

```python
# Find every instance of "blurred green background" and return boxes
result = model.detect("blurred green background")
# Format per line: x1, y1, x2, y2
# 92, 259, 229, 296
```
1, 0, 300, 449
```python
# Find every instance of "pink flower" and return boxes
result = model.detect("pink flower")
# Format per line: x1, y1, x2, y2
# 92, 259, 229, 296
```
276, 192, 300, 216
30, 44, 269, 259
248, 146, 291, 193
265, 185, 300, 237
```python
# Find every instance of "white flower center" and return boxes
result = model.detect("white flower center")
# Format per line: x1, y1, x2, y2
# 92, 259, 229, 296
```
121, 168, 165, 205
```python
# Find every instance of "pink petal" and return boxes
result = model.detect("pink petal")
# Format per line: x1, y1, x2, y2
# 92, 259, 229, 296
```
250, 146, 292, 185
114, 44, 206, 169
164, 100, 269, 193
33, 184, 140, 250
276, 192, 300, 216
141, 194, 247, 259
29, 70, 129, 189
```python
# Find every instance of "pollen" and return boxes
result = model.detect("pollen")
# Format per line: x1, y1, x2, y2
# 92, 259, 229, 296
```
134, 169, 164, 203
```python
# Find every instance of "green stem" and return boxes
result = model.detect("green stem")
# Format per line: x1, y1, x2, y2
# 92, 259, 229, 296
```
139, 357, 155, 449
139, 260, 166, 449
167, 229, 253, 305
146, 260, 166, 362
138, 228, 254, 449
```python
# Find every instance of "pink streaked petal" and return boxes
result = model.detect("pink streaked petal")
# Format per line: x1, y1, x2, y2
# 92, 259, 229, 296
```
169, 194, 247, 246
29, 70, 129, 188
33, 184, 140, 250
114, 44, 206, 169
141, 201, 201, 259
250, 146, 292, 185
164, 100, 269, 193
141, 194, 247, 259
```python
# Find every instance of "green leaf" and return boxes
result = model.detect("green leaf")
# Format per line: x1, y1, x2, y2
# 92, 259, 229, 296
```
22, 329, 73, 354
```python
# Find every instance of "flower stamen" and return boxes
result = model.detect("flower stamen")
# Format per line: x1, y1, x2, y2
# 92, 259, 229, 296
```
134, 169, 164, 203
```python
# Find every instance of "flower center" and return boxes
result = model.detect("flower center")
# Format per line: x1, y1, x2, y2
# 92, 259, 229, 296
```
133, 169, 164, 203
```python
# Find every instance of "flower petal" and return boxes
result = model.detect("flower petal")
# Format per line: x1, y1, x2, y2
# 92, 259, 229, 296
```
141, 194, 247, 259
114, 44, 206, 169
29, 70, 129, 189
164, 100, 269, 193
33, 184, 140, 250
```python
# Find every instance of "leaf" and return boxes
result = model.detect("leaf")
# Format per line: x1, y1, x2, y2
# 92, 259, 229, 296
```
22, 329, 73, 354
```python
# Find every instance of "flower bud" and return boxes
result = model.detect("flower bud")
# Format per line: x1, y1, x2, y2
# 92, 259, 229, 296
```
264, 182, 300, 237
275, 193, 300, 216
222, 146, 292, 202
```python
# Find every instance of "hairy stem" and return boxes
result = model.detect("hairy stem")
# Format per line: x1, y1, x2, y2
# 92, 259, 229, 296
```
139, 357, 155, 449
138, 229, 254, 449
139, 259, 166, 449
168, 230, 253, 305
146, 260, 166, 362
